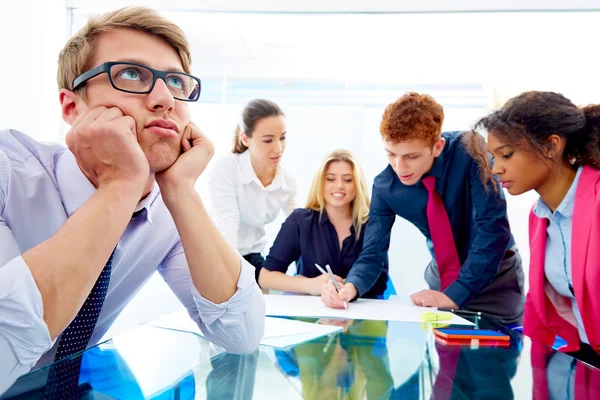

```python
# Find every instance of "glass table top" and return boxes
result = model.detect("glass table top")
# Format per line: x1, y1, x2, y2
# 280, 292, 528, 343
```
2, 314, 599, 399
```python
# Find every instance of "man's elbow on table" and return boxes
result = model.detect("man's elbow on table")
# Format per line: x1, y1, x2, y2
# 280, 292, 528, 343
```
212, 284, 265, 355
234, 285, 265, 354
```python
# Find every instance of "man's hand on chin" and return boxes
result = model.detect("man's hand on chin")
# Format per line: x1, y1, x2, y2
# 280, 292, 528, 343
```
156, 122, 214, 204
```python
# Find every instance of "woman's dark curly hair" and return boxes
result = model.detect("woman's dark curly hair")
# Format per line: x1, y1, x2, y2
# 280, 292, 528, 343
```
475, 91, 600, 169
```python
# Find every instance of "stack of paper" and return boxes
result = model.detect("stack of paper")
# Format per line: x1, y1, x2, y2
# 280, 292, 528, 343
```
264, 294, 473, 326
148, 310, 342, 348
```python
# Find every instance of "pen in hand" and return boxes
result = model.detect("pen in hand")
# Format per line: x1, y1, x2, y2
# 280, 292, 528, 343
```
324, 264, 348, 310
315, 263, 348, 309
314, 263, 327, 275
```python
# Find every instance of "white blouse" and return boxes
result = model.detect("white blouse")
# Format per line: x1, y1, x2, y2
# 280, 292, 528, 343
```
207, 150, 297, 255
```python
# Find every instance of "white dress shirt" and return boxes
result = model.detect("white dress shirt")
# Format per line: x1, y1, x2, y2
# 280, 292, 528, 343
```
207, 151, 297, 256
0, 130, 265, 395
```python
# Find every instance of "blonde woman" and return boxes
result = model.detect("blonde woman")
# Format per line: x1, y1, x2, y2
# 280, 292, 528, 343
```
259, 150, 390, 298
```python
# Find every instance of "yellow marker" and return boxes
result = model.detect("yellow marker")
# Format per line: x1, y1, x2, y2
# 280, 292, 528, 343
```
421, 311, 453, 322
420, 322, 451, 330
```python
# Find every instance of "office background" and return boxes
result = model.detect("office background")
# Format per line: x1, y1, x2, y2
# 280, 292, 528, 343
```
1, 1, 599, 396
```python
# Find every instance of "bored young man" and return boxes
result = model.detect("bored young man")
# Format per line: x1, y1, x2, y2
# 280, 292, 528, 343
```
0, 7, 264, 396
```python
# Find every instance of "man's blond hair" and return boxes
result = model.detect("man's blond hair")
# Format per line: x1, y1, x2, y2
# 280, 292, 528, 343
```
57, 6, 192, 93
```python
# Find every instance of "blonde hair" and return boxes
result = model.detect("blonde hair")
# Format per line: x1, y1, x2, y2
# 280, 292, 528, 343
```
305, 149, 371, 237
57, 6, 192, 94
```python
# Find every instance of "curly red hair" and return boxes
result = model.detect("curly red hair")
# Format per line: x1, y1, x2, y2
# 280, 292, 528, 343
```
380, 92, 444, 146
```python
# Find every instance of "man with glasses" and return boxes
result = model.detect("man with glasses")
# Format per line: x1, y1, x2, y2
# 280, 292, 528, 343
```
0, 6, 265, 397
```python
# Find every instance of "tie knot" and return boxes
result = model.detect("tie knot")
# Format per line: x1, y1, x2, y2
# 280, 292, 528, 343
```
422, 176, 436, 192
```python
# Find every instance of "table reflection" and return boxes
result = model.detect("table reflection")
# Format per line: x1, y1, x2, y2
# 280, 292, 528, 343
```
2, 314, 599, 400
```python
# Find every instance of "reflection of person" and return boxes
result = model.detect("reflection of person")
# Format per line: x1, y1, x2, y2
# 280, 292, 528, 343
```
206, 351, 260, 400
392, 337, 521, 400
288, 320, 394, 400
481, 91, 600, 365
531, 342, 600, 400
0, 7, 264, 396
430, 342, 520, 400
2, 338, 200, 399
260, 149, 389, 298
208, 99, 296, 282
322, 93, 524, 326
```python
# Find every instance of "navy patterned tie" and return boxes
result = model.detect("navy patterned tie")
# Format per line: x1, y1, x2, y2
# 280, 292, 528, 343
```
44, 249, 115, 399
44, 209, 144, 398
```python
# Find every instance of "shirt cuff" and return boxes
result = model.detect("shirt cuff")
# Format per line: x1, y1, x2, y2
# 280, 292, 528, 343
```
345, 276, 367, 299
443, 280, 473, 309
0, 256, 54, 365
191, 256, 259, 326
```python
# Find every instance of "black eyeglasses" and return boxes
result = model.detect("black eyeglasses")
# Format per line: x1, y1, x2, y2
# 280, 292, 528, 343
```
72, 61, 201, 102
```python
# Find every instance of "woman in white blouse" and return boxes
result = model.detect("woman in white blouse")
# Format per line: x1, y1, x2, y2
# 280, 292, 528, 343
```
208, 99, 297, 282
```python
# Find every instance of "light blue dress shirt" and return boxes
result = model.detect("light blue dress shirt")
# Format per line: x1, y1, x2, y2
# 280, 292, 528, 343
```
547, 351, 576, 400
533, 166, 587, 343
0, 130, 265, 395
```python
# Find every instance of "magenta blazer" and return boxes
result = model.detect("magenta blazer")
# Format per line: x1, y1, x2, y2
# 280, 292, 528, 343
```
524, 166, 600, 354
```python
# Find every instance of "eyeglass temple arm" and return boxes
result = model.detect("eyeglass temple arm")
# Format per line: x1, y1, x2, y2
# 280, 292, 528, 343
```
72, 63, 110, 90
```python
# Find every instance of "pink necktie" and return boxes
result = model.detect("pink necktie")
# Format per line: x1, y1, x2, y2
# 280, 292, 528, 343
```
422, 176, 461, 290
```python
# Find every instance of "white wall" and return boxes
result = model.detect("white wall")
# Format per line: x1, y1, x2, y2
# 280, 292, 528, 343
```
66, 0, 600, 13
0, 0, 68, 141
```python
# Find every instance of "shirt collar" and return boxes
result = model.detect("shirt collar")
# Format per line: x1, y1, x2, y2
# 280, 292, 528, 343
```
239, 150, 287, 191
135, 183, 159, 224
533, 166, 583, 219
422, 137, 447, 181
318, 209, 330, 225
56, 150, 157, 224
317, 208, 357, 235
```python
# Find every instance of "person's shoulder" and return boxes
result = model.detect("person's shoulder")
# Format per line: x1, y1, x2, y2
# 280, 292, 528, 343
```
286, 208, 320, 226
579, 166, 600, 203
443, 131, 481, 158
208, 152, 240, 178
582, 165, 600, 184
373, 164, 396, 187
441, 131, 479, 171
0, 129, 66, 163
213, 151, 240, 165
442, 131, 468, 151
290, 207, 318, 219
0, 130, 66, 188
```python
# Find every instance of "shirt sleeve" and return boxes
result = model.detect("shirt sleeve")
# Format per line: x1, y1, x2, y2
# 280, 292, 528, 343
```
0, 255, 55, 395
443, 158, 512, 307
158, 239, 265, 354
0, 160, 55, 395
345, 183, 396, 297
206, 156, 241, 251
264, 211, 302, 273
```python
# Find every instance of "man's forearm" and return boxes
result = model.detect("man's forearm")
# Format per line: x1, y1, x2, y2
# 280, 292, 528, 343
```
164, 187, 240, 303
23, 181, 142, 339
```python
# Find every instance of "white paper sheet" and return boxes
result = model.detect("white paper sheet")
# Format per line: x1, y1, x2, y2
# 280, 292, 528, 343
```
148, 310, 343, 348
264, 294, 474, 326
